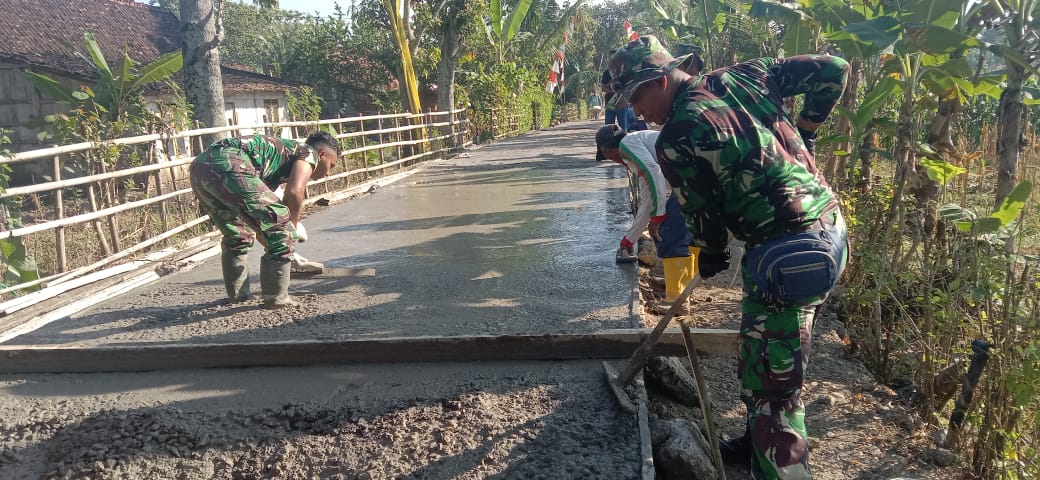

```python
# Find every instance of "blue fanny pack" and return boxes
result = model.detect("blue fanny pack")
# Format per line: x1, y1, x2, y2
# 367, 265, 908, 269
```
744, 218, 847, 304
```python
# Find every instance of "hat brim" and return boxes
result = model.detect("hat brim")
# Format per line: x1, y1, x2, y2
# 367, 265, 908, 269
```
619, 75, 660, 102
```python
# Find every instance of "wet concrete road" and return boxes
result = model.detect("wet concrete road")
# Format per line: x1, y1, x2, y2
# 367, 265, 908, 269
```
8, 121, 642, 346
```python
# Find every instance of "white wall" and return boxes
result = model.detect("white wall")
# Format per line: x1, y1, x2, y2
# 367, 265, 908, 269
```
224, 91, 291, 138
0, 62, 80, 152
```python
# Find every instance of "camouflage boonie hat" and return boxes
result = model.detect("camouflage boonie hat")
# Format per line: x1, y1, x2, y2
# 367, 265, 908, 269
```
608, 35, 674, 101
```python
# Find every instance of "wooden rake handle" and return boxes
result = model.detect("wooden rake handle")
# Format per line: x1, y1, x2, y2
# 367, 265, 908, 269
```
618, 274, 702, 386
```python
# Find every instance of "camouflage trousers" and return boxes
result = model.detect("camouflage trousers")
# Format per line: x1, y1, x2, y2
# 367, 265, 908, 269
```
189, 148, 295, 260
737, 217, 848, 480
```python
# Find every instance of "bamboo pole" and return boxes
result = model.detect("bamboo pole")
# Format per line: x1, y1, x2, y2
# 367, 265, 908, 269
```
394, 116, 403, 167
0, 111, 449, 166
150, 143, 169, 232
377, 116, 387, 168
95, 153, 123, 252
359, 118, 369, 182
86, 185, 112, 257
52, 155, 67, 273
1, 158, 192, 198
0, 188, 191, 241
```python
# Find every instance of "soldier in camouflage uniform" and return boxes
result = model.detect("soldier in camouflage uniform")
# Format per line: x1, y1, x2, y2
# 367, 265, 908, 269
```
609, 36, 850, 479
189, 131, 339, 309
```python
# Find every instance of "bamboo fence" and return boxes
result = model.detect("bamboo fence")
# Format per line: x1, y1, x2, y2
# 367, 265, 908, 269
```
0, 109, 472, 296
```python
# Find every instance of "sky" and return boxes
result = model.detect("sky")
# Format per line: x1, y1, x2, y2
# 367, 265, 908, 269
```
277, 0, 348, 16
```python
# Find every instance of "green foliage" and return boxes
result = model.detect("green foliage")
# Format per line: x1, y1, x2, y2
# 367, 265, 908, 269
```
920, 158, 966, 185
25, 33, 185, 148
0, 129, 39, 292
486, 0, 536, 62
286, 87, 324, 122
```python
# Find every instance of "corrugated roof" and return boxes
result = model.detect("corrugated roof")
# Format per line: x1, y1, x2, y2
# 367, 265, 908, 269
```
0, 0, 302, 92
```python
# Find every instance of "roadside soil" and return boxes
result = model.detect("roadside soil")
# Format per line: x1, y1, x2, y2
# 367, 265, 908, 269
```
635, 236, 968, 480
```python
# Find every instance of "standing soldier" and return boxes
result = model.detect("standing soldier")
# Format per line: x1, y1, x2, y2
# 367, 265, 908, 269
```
609, 36, 850, 479
189, 131, 339, 309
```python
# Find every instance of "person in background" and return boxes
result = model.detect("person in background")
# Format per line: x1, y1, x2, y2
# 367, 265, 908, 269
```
596, 124, 695, 309
189, 131, 339, 309
588, 90, 603, 120
609, 35, 850, 479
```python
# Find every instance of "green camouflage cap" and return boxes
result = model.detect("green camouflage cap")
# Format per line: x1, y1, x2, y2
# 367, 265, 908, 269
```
608, 35, 674, 101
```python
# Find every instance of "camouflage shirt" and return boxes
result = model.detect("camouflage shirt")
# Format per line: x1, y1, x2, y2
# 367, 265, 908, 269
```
655, 55, 849, 253
207, 134, 316, 188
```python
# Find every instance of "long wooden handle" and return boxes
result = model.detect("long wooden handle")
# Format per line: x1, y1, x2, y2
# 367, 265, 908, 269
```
618, 274, 702, 386
681, 323, 726, 480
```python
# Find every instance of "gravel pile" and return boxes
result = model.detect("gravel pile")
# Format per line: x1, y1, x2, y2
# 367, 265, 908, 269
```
0, 362, 640, 479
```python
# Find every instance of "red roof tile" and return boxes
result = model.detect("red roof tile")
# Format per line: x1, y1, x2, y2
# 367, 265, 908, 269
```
0, 0, 302, 92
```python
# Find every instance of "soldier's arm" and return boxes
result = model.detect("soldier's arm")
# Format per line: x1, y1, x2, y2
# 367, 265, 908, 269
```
283, 159, 314, 225
655, 132, 729, 253
767, 55, 850, 129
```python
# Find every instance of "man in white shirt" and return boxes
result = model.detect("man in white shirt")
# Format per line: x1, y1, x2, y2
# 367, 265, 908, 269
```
596, 125, 695, 306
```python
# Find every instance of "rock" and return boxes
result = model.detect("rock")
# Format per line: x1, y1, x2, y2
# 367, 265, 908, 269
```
923, 448, 959, 467
813, 394, 840, 407
645, 356, 701, 408
649, 416, 718, 480
638, 250, 660, 267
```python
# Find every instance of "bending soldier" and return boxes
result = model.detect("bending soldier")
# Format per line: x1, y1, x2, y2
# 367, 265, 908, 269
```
609, 36, 850, 479
189, 131, 339, 309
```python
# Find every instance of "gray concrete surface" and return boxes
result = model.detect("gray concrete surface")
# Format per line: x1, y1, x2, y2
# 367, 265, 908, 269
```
0, 122, 652, 479
6, 121, 640, 346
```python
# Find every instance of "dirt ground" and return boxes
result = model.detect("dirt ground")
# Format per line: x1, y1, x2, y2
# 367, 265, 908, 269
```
635, 237, 968, 480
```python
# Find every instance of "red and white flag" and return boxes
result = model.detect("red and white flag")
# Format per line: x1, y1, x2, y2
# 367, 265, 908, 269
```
624, 21, 638, 41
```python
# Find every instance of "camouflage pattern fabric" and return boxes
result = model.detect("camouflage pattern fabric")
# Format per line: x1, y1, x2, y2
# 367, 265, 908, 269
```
189, 135, 317, 260
656, 55, 848, 252
653, 55, 849, 480
608, 35, 674, 101
738, 211, 847, 480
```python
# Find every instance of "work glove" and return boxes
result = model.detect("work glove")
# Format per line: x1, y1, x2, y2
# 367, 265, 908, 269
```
797, 126, 817, 156
620, 237, 635, 254
697, 249, 731, 279
294, 222, 309, 243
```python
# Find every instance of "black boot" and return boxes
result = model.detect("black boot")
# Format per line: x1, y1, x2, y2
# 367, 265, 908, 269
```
719, 432, 753, 465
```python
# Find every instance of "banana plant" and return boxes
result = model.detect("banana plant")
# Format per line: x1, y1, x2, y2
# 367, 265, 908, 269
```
485, 0, 535, 63
25, 32, 183, 140
383, 0, 422, 113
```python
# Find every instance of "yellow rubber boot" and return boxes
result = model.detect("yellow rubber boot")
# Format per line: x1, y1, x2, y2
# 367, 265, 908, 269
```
663, 248, 698, 302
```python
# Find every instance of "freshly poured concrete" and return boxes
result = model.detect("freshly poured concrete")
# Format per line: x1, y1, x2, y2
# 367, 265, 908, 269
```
6, 122, 640, 346
0, 122, 650, 479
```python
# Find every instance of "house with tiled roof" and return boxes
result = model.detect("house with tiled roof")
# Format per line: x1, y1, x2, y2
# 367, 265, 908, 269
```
0, 0, 305, 151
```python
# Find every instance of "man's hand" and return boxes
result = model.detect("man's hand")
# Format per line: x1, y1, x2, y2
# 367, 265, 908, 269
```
620, 237, 635, 254
795, 116, 820, 156
294, 222, 308, 243
797, 126, 817, 156
698, 249, 731, 278
649, 215, 665, 241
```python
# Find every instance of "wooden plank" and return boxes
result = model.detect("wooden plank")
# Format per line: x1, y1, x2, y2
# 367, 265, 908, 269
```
0, 329, 738, 374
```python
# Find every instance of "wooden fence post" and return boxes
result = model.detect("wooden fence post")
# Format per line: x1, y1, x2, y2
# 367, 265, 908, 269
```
86, 183, 112, 257
359, 118, 369, 182
52, 155, 67, 273
150, 143, 169, 232
376, 116, 386, 167
394, 116, 403, 167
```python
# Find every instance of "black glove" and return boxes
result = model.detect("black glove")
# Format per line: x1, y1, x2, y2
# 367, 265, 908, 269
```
698, 249, 731, 279
797, 126, 817, 156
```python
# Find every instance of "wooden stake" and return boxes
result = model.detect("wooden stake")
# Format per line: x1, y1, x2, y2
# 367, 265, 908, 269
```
681, 323, 727, 480
52, 155, 67, 273
619, 275, 702, 386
